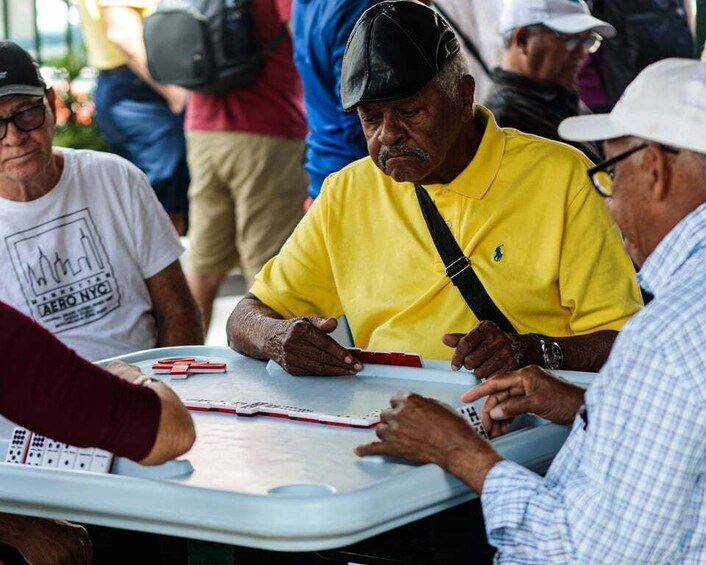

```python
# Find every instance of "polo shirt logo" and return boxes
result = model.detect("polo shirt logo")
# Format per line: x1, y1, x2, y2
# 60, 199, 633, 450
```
494, 245, 504, 262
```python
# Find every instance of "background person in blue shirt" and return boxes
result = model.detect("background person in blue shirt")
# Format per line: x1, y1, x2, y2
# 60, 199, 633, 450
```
291, 0, 379, 205
292, 0, 430, 205
356, 58, 706, 563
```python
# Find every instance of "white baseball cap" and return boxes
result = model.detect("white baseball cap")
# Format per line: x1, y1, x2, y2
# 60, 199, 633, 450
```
559, 58, 706, 154
500, 0, 616, 38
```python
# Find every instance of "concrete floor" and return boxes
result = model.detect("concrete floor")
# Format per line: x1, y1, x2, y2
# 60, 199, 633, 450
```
205, 276, 245, 347
180, 237, 246, 347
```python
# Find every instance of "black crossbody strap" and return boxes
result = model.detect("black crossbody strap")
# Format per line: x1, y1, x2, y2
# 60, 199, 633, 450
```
414, 184, 515, 333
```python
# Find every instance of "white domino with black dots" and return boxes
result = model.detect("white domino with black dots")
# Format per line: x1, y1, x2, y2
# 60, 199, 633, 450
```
5, 427, 31, 464
3, 427, 114, 473
457, 405, 490, 440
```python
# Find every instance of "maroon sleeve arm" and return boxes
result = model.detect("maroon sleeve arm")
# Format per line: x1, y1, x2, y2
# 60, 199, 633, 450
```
0, 302, 161, 462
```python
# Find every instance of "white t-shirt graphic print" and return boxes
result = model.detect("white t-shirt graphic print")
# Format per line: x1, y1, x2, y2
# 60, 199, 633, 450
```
0, 148, 183, 360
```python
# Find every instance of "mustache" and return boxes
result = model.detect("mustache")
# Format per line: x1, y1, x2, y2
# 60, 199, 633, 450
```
378, 145, 429, 170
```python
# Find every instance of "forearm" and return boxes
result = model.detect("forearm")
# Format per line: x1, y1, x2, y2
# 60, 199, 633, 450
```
148, 262, 205, 347
155, 307, 205, 347
227, 294, 286, 360
553, 330, 617, 371
138, 382, 195, 465
103, 7, 151, 80
103, 6, 176, 99
514, 330, 617, 372
445, 437, 504, 494
0, 513, 25, 546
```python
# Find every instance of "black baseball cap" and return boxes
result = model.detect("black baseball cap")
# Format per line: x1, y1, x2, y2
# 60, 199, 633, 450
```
0, 41, 47, 99
340, 0, 460, 112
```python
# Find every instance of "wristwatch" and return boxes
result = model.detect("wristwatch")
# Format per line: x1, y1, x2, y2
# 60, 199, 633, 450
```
532, 334, 563, 370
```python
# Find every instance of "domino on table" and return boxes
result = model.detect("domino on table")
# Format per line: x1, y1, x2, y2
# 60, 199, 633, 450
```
40, 438, 63, 468
318, 410, 382, 428
4, 427, 114, 473
26, 434, 48, 466
348, 348, 423, 368
5, 426, 31, 464
182, 399, 382, 428
152, 358, 227, 379
457, 405, 490, 440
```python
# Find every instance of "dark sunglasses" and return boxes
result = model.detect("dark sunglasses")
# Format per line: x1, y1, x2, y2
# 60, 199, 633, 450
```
0, 103, 46, 140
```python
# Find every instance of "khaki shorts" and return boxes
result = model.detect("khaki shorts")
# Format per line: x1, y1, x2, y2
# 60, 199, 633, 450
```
186, 130, 307, 280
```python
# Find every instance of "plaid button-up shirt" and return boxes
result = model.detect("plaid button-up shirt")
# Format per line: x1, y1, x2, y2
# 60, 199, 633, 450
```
481, 203, 706, 564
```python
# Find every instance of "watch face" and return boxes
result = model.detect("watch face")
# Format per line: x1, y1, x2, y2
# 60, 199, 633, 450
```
545, 341, 563, 370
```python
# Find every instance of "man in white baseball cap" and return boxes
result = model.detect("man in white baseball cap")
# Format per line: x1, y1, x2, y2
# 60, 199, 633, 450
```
499, 0, 615, 38
485, 0, 616, 161
357, 58, 706, 563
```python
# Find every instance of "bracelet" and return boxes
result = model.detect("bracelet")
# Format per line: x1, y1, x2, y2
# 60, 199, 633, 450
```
133, 375, 161, 386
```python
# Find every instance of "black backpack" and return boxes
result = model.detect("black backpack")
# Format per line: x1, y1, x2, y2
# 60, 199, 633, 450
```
592, 0, 695, 106
144, 0, 287, 94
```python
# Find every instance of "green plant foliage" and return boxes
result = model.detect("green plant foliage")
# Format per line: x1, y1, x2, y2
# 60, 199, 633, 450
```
44, 53, 108, 151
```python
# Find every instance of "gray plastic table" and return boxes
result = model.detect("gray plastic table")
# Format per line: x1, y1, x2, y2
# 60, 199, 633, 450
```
0, 346, 594, 557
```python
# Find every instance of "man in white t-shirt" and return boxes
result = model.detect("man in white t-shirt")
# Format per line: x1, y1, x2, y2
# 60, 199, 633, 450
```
0, 41, 203, 360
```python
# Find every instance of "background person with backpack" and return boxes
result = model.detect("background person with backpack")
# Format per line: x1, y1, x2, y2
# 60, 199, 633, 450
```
75, 0, 191, 236
174, 0, 308, 334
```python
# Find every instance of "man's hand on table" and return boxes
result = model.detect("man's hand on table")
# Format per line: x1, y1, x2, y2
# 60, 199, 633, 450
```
462, 366, 586, 437
355, 393, 503, 494
105, 360, 143, 382
443, 321, 541, 379
265, 316, 362, 376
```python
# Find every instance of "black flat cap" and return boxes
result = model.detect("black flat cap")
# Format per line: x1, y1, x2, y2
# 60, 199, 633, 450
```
341, 0, 460, 112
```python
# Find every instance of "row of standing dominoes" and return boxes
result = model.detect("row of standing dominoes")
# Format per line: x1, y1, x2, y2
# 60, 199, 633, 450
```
182, 398, 489, 438
183, 399, 382, 428
4, 427, 114, 473
151, 357, 227, 380
347, 348, 424, 368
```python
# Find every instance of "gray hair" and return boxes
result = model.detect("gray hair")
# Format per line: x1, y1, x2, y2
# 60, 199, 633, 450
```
501, 31, 514, 49
502, 24, 544, 49
433, 51, 471, 101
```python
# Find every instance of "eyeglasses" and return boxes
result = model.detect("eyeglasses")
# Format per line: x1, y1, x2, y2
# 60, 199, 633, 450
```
547, 29, 603, 53
0, 103, 46, 140
587, 142, 680, 197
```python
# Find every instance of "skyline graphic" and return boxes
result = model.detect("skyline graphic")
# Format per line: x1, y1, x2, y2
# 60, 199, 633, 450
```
5, 209, 121, 333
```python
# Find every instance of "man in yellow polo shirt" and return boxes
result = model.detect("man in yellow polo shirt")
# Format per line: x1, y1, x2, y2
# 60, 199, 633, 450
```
227, 0, 642, 378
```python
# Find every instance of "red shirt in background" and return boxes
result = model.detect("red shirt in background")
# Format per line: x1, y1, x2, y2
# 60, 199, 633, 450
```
185, 0, 307, 139
0, 302, 161, 462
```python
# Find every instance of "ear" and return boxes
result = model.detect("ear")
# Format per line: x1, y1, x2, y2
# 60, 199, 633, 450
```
459, 74, 475, 122
644, 143, 674, 203
514, 27, 532, 55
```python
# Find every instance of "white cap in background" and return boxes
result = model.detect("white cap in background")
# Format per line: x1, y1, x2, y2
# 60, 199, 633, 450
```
559, 58, 706, 154
500, 0, 616, 38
